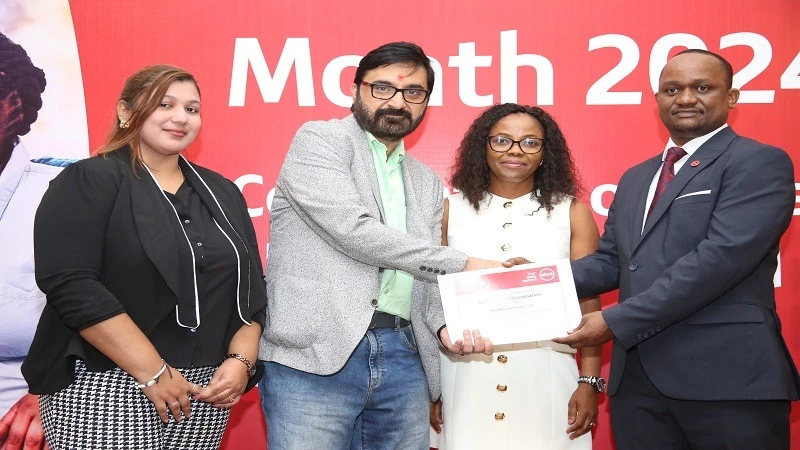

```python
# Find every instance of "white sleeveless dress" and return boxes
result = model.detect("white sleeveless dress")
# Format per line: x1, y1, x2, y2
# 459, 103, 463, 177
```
438, 192, 591, 450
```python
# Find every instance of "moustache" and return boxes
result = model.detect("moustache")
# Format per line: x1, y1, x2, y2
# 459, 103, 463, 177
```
375, 108, 412, 120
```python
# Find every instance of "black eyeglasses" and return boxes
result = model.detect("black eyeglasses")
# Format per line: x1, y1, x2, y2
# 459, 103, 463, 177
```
360, 81, 430, 104
487, 135, 545, 154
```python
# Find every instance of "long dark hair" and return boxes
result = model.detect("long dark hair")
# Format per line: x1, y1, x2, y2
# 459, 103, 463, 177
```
450, 103, 582, 213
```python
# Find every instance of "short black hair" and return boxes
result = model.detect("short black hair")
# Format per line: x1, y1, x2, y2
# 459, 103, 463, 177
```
353, 42, 434, 92
673, 49, 733, 89
0, 32, 46, 137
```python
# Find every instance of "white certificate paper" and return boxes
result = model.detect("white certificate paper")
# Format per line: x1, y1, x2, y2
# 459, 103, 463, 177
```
438, 259, 582, 345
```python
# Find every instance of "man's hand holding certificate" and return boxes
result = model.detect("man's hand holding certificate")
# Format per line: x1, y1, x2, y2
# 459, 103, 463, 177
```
438, 259, 582, 346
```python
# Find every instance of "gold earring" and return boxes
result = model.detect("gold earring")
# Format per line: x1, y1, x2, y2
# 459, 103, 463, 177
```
119, 117, 130, 129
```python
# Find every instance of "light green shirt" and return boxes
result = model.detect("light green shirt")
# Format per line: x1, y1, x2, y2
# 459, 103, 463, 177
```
367, 131, 414, 320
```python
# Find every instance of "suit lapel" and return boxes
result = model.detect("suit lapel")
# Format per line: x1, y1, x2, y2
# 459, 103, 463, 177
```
402, 160, 424, 238
638, 127, 737, 241
631, 156, 663, 250
345, 116, 385, 222
124, 152, 181, 299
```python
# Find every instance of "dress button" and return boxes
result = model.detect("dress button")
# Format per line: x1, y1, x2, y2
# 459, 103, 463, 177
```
184, 219, 190, 224
496, 384, 508, 392
197, 242, 203, 247
420, 266, 427, 271
497, 355, 508, 364
501, 244, 511, 251
494, 412, 505, 421
503, 201, 513, 208
433, 269, 440, 274
629, 262, 637, 271
502, 222, 512, 229
440, 270, 446, 275
190, 328, 197, 333
371, 299, 378, 307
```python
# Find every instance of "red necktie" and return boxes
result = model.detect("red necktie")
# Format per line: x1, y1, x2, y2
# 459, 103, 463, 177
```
647, 146, 687, 217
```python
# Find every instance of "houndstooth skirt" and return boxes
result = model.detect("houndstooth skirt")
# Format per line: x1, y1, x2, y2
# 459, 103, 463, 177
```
40, 360, 230, 450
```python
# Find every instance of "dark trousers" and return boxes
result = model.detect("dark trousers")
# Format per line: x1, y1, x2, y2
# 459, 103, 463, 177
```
610, 349, 790, 450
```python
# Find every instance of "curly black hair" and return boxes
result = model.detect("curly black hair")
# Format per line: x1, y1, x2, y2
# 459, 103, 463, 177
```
0, 32, 46, 138
450, 103, 582, 213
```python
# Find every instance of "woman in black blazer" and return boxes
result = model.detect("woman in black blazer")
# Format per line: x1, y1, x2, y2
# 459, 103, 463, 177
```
22, 65, 267, 449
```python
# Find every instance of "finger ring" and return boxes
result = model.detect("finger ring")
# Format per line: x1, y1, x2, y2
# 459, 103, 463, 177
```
171, 401, 180, 407
228, 396, 235, 403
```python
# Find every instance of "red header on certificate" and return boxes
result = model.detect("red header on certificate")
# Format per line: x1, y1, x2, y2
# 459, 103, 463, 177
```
452, 265, 561, 296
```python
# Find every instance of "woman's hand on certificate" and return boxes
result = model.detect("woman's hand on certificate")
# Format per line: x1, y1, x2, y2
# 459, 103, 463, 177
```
440, 327, 494, 355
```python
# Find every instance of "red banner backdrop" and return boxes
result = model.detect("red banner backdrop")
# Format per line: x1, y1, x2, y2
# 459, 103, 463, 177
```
66, 1, 800, 448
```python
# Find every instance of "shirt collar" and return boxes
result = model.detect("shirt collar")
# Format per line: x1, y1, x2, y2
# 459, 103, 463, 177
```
365, 130, 405, 163
662, 123, 728, 160
0, 141, 31, 218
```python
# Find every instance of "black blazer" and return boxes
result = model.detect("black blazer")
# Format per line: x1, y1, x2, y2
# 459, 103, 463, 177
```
22, 147, 267, 394
571, 127, 800, 401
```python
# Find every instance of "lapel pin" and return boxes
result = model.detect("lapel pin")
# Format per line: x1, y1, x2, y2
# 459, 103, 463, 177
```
690, 160, 700, 167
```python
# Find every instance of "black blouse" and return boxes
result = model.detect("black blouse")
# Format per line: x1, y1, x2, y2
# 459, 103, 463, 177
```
149, 181, 240, 367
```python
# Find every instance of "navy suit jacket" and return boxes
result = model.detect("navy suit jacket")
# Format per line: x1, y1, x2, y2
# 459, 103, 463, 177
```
571, 126, 800, 401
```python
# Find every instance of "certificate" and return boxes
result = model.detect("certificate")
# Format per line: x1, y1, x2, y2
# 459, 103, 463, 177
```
437, 259, 582, 345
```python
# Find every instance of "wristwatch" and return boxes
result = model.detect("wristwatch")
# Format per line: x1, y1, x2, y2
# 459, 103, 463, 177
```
578, 375, 607, 393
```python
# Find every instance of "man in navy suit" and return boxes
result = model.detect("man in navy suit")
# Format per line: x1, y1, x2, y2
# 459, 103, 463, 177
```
551, 49, 799, 448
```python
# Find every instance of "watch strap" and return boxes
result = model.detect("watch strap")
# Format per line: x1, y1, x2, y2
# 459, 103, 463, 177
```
577, 375, 606, 393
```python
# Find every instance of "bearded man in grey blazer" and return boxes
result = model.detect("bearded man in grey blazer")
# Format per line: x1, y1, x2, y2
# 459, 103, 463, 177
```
258, 42, 495, 450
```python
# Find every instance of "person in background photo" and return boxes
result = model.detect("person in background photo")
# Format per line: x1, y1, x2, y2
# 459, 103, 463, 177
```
0, 30, 63, 450
431, 104, 602, 449
21, 64, 267, 450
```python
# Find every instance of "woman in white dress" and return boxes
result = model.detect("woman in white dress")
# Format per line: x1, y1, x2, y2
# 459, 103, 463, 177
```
432, 103, 602, 449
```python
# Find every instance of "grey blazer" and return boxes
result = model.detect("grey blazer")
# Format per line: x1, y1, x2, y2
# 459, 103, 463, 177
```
259, 115, 467, 400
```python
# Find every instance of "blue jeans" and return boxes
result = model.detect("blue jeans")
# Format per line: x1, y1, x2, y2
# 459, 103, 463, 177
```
259, 324, 429, 450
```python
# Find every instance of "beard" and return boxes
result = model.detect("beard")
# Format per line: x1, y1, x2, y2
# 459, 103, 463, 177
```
351, 92, 426, 141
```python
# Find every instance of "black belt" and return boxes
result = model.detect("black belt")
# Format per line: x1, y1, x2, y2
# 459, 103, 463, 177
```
368, 311, 410, 329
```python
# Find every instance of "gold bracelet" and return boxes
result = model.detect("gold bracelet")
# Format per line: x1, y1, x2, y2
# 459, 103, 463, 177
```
226, 353, 254, 376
